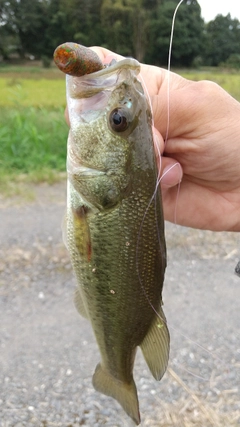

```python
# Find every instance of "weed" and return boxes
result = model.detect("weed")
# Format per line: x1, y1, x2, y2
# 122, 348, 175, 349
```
0, 77, 66, 107
0, 66, 239, 191
180, 70, 240, 101
0, 106, 68, 177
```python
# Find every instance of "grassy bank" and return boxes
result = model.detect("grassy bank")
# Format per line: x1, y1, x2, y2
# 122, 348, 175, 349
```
0, 65, 239, 193
180, 69, 240, 102
0, 106, 67, 172
0, 77, 66, 107
0, 105, 68, 195
0, 67, 67, 193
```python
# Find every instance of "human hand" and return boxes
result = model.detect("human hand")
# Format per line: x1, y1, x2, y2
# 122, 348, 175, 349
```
90, 47, 240, 232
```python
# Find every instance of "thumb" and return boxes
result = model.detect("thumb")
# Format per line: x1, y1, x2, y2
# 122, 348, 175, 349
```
153, 128, 183, 188
161, 157, 183, 188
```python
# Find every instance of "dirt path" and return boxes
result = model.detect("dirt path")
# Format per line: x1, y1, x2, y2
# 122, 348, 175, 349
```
0, 182, 239, 426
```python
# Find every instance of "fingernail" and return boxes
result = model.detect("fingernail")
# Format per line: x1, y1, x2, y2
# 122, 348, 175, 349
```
161, 163, 183, 187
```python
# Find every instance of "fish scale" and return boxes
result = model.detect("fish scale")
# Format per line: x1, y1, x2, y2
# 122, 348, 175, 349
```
55, 43, 170, 425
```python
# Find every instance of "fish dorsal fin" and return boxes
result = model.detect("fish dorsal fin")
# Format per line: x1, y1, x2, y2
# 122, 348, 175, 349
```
140, 306, 170, 381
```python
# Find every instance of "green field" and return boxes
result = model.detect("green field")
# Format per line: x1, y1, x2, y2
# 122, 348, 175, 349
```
0, 66, 68, 191
0, 65, 239, 191
180, 69, 240, 102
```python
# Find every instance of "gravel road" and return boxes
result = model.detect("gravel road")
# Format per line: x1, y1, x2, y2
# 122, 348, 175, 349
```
0, 182, 240, 427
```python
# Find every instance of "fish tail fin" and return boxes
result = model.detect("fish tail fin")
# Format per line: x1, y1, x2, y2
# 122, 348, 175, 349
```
140, 306, 170, 380
92, 363, 140, 425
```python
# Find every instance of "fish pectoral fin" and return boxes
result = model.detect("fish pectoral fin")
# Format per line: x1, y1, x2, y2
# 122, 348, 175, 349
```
140, 306, 170, 381
61, 211, 68, 249
74, 287, 88, 319
72, 205, 92, 262
92, 363, 140, 425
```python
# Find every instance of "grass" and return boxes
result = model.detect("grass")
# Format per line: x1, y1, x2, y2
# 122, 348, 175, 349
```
0, 106, 67, 172
0, 68, 239, 425
0, 77, 66, 107
0, 105, 68, 194
0, 61, 64, 77
0, 64, 239, 195
157, 367, 240, 427
180, 69, 240, 102
0, 66, 68, 193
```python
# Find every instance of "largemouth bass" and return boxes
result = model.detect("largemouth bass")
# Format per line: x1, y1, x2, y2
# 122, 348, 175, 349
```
55, 43, 169, 425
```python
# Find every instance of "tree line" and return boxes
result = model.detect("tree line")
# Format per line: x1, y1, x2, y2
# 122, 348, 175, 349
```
0, 0, 240, 68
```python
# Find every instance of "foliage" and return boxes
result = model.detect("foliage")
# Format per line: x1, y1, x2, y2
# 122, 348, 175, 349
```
0, 66, 239, 186
0, 0, 50, 58
180, 70, 240, 102
0, 106, 68, 175
145, 0, 204, 66
222, 53, 240, 70
0, 72, 67, 179
101, 0, 151, 61
0, 77, 66, 107
0, 0, 240, 67
204, 14, 240, 66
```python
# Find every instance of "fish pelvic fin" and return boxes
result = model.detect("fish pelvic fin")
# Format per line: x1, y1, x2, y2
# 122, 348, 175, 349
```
92, 363, 140, 425
74, 287, 88, 319
140, 306, 170, 381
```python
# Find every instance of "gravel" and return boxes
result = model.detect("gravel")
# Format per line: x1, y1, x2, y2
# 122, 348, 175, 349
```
0, 182, 240, 427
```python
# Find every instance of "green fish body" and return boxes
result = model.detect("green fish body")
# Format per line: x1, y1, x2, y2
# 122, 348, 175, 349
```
65, 58, 169, 425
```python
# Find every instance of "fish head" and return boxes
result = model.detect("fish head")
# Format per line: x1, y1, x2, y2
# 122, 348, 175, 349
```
66, 58, 153, 210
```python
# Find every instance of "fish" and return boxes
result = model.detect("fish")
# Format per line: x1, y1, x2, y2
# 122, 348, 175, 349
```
54, 43, 170, 425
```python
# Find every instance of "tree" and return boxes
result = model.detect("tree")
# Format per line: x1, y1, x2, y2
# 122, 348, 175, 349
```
55, 0, 103, 47
101, 0, 157, 61
0, 0, 52, 58
0, 0, 20, 58
42, 0, 75, 57
0, 0, 104, 59
146, 0, 204, 67
4, 0, 239, 68
204, 14, 240, 66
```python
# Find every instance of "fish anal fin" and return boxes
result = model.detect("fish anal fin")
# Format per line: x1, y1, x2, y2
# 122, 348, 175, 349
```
74, 287, 88, 319
140, 306, 170, 381
92, 363, 140, 425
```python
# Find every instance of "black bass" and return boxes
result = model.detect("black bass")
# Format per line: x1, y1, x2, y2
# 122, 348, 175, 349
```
54, 43, 169, 425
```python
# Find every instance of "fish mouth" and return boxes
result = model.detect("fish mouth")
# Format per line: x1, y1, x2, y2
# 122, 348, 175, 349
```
77, 165, 105, 177
82, 57, 140, 79
68, 163, 106, 178
66, 57, 142, 126
66, 58, 141, 100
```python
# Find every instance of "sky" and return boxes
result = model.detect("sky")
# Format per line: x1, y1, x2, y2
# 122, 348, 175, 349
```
198, 0, 240, 22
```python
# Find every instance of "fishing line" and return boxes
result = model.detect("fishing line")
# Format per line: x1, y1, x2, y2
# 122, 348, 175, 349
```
135, 0, 186, 315
138, 72, 166, 274
135, 0, 185, 331
165, 0, 185, 225
136, 0, 233, 380
162, 0, 233, 379
171, 364, 209, 381
138, 71, 162, 180
168, 324, 222, 363
165, 0, 185, 144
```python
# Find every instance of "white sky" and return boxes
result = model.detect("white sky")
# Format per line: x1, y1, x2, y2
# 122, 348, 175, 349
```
198, 0, 240, 22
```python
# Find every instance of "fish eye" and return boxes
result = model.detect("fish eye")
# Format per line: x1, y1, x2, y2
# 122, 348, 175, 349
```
109, 108, 129, 132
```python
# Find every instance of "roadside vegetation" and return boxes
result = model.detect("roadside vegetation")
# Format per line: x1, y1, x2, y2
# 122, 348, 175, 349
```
0, 0, 239, 194
1, 1, 240, 68
0, 66, 67, 194
0, 64, 239, 195
180, 69, 240, 102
